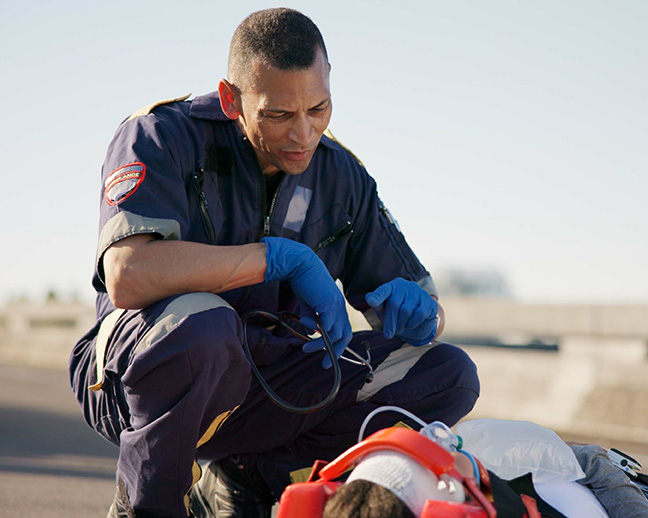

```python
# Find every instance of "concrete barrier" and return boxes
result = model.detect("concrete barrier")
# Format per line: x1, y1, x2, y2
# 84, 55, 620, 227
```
2, 299, 648, 448
0, 301, 95, 369
440, 297, 648, 339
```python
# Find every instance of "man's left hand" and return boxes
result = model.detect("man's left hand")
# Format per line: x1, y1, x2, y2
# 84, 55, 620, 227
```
365, 278, 439, 346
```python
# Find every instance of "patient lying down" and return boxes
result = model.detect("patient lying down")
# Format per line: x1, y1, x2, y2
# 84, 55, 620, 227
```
318, 419, 648, 518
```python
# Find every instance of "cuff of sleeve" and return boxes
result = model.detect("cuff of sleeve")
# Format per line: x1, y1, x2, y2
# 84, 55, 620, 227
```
363, 307, 383, 332
417, 274, 438, 299
96, 211, 181, 279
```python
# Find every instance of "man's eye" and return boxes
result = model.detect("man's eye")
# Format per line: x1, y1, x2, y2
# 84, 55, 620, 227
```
311, 104, 329, 113
261, 111, 288, 119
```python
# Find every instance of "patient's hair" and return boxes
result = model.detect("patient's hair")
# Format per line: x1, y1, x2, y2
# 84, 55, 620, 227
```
322, 480, 416, 518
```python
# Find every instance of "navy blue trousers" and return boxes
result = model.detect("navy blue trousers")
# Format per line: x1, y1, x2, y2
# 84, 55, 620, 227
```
69, 293, 479, 517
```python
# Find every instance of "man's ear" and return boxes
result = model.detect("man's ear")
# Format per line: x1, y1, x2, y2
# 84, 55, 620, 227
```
218, 79, 241, 120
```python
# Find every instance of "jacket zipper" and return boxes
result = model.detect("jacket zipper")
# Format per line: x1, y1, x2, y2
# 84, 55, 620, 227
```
263, 178, 285, 237
313, 220, 354, 253
241, 138, 285, 240
241, 137, 287, 307
379, 201, 401, 232
193, 170, 216, 244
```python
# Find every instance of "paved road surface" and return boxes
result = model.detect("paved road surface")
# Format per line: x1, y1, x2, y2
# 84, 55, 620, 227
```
0, 363, 283, 518
0, 362, 118, 517
3, 361, 648, 517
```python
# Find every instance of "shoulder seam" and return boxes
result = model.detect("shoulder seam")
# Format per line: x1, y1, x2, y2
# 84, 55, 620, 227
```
323, 128, 365, 167
127, 93, 191, 121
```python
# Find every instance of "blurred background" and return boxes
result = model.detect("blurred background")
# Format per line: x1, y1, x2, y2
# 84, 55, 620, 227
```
1, 0, 646, 305
0, 1, 646, 516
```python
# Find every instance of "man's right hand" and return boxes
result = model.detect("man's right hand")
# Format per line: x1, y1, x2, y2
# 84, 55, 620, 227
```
262, 237, 352, 368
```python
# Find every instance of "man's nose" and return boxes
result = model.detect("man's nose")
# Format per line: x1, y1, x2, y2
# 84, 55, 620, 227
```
288, 115, 314, 147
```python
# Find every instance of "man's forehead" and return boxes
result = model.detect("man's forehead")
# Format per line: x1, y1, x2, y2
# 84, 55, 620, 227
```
240, 52, 330, 99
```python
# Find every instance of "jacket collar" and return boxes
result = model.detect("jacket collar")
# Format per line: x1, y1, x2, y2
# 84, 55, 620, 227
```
189, 91, 230, 121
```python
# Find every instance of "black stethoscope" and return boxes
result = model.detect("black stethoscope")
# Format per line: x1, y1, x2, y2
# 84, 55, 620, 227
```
241, 310, 374, 414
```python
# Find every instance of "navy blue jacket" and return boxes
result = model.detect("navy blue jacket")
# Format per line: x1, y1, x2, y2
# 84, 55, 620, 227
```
94, 91, 435, 325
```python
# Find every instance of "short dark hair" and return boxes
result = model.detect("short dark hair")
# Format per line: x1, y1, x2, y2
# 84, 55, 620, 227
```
228, 8, 328, 86
322, 480, 416, 518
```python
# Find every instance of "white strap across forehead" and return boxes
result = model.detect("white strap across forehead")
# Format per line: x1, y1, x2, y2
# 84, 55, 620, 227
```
346, 451, 465, 515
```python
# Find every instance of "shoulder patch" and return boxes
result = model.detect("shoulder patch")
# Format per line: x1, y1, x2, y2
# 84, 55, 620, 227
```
127, 93, 191, 121
104, 162, 146, 206
323, 128, 365, 167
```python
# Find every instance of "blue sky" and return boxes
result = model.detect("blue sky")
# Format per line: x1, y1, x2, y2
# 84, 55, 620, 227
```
1, 0, 646, 304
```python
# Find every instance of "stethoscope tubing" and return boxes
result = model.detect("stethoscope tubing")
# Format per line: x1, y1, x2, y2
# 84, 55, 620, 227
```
241, 311, 342, 414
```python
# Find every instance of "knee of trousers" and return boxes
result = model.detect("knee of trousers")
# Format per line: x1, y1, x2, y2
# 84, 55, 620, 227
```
356, 342, 480, 427
122, 293, 250, 389
414, 343, 480, 425
360, 341, 480, 401
446, 344, 480, 395
433, 343, 481, 411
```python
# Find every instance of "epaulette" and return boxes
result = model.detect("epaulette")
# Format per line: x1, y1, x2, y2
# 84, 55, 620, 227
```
323, 128, 365, 167
127, 93, 191, 121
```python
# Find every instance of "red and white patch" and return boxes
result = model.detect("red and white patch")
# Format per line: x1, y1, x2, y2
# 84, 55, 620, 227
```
104, 162, 146, 206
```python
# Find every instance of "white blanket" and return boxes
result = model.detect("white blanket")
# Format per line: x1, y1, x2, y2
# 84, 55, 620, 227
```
536, 481, 609, 518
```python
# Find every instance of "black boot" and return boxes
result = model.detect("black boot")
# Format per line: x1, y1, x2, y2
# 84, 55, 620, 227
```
190, 455, 276, 518
107, 477, 187, 518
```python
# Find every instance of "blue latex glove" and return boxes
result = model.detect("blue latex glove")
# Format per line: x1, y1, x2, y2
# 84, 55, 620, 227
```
262, 237, 352, 368
365, 277, 439, 346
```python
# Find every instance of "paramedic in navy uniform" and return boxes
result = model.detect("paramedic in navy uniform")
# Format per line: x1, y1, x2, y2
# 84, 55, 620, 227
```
69, 8, 479, 518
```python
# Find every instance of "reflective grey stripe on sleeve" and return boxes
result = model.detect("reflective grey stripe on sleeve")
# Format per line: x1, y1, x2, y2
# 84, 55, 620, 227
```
134, 293, 234, 355
356, 341, 439, 402
97, 210, 182, 261
362, 274, 438, 332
